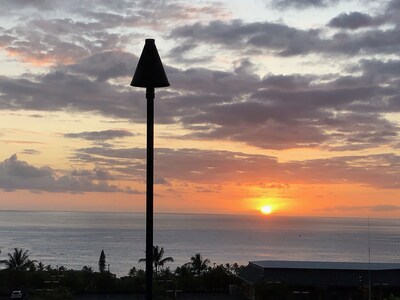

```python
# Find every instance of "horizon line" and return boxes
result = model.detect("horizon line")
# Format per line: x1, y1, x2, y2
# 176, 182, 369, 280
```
0, 208, 396, 221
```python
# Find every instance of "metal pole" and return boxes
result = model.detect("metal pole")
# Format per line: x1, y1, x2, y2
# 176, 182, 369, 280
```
368, 217, 371, 300
146, 87, 155, 300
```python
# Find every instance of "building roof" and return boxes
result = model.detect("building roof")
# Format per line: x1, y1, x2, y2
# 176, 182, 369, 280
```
250, 260, 400, 271
238, 260, 400, 287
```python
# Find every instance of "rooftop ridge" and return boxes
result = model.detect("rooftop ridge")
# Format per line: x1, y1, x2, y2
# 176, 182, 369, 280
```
250, 260, 400, 271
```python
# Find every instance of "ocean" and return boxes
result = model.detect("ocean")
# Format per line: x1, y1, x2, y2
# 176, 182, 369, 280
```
0, 211, 399, 277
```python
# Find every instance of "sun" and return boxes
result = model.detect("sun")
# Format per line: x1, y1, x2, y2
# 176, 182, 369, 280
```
260, 205, 273, 215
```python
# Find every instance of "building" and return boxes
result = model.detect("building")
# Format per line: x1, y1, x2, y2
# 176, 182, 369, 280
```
238, 260, 400, 300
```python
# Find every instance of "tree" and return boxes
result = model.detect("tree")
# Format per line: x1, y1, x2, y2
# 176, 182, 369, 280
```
36, 261, 45, 272
225, 262, 244, 275
189, 253, 210, 276
0, 249, 5, 265
175, 264, 192, 277
45, 264, 52, 271
99, 249, 106, 273
128, 266, 138, 277
139, 245, 173, 276
3, 248, 33, 271
82, 265, 93, 273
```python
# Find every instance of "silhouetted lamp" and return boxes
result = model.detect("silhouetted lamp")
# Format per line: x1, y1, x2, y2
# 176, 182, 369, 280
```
131, 39, 170, 88
130, 39, 169, 300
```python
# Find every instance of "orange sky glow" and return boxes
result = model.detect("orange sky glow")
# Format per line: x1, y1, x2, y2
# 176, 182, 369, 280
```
1, 0, 400, 218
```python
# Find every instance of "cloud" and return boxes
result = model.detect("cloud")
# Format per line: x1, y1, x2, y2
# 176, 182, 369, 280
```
65, 51, 137, 82
0, 154, 136, 193
1, 55, 399, 151
0, 0, 399, 155
0, 0, 229, 66
155, 177, 169, 185
267, 0, 340, 9
171, 18, 400, 56
3, 145, 400, 195
356, 59, 400, 80
73, 146, 400, 189
0, 140, 45, 145
0, 71, 145, 121
284, 153, 400, 189
258, 183, 289, 189
167, 43, 213, 64
75, 147, 279, 183
170, 20, 322, 56
21, 149, 41, 155
328, 12, 378, 29
0, 0, 54, 11
3, 25, 90, 66
176, 74, 398, 150
65, 129, 134, 141
195, 185, 221, 193
77, 147, 146, 160
71, 167, 115, 180
0, 13, 137, 66
370, 205, 400, 212
2, 154, 52, 178
321, 205, 400, 212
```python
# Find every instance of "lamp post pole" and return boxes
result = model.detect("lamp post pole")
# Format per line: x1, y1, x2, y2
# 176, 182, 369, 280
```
130, 39, 169, 300
146, 87, 154, 300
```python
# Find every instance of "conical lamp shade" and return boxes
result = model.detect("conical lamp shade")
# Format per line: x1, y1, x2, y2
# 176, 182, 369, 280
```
131, 39, 170, 88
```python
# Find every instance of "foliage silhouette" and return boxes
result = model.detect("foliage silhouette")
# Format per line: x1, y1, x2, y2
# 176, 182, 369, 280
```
139, 245, 173, 276
0, 247, 244, 297
3, 248, 34, 271
98, 249, 106, 273
189, 253, 210, 276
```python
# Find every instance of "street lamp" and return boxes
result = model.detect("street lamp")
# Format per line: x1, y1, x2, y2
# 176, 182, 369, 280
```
131, 39, 170, 300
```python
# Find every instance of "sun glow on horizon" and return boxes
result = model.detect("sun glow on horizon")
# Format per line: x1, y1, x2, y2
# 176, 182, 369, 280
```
260, 205, 273, 215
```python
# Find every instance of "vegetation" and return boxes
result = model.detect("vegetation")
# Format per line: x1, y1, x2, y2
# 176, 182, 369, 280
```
138, 245, 174, 276
1, 246, 399, 299
0, 245, 243, 299
3, 248, 34, 271
189, 253, 210, 276
98, 249, 106, 273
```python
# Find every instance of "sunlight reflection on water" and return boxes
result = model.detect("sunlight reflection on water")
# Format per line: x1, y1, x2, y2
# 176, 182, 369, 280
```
0, 211, 399, 276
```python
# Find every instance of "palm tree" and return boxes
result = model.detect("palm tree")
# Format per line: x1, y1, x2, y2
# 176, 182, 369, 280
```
189, 253, 210, 276
4, 248, 34, 271
139, 245, 174, 276
37, 262, 45, 272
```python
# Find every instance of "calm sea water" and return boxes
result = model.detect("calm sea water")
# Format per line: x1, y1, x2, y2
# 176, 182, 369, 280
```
0, 211, 399, 277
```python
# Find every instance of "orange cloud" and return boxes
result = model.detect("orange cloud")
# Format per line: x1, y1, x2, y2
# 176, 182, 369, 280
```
5, 47, 75, 66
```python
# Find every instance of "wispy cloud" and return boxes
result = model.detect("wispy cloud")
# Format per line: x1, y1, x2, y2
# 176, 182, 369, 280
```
21, 149, 41, 155
320, 205, 400, 212
65, 129, 134, 141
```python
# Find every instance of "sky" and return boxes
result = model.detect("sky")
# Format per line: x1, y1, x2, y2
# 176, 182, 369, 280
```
0, 0, 400, 217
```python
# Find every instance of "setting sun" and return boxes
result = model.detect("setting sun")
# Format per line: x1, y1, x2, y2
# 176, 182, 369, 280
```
260, 205, 273, 215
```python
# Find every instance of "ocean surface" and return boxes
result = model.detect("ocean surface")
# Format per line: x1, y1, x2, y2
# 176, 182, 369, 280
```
0, 211, 399, 277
